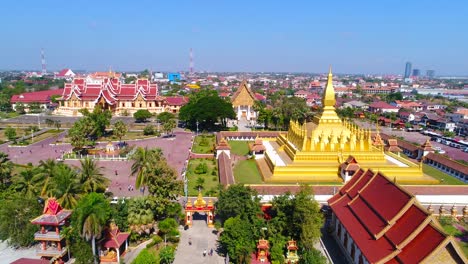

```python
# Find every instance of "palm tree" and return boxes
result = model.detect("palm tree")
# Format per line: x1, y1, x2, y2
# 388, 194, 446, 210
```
47, 164, 81, 209
37, 159, 58, 197
127, 197, 155, 235
130, 147, 163, 188
73, 193, 111, 263
163, 119, 177, 136
78, 158, 109, 193
12, 167, 43, 198
0, 152, 13, 187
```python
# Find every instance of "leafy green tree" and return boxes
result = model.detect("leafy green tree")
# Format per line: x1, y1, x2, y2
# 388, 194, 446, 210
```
73, 193, 111, 262
157, 112, 175, 123
78, 158, 109, 193
131, 248, 159, 264
291, 186, 323, 250
112, 120, 128, 143
79, 105, 112, 138
159, 246, 175, 264
219, 216, 255, 264
158, 218, 178, 235
133, 109, 152, 123
5, 126, 17, 142
179, 89, 235, 130
216, 184, 262, 225
0, 193, 42, 247
69, 118, 92, 151
0, 152, 13, 188
146, 162, 183, 219
110, 199, 129, 231
279, 97, 311, 129
143, 124, 155, 135
163, 119, 176, 135
71, 238, 96, 264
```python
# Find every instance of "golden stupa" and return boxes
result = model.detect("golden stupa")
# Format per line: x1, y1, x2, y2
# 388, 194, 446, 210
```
261, 67, 436, 184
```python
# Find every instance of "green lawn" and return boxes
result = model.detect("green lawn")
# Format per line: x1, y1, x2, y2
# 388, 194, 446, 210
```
422, 164, 467, 185
438, 217, 468, 258
191, 134, 215, 154
234, 159, 263, 184
229, 141, 252, 156
186, 158, 219, 196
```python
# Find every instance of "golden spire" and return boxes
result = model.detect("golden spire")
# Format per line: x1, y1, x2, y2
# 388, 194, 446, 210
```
194, 189, 206, 208
323, 66, 336, 107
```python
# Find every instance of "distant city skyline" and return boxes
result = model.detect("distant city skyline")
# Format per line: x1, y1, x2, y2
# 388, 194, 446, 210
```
1, 0, 467, 75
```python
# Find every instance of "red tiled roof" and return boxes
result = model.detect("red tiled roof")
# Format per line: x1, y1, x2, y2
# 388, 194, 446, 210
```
328, 169, 465, 263
31, 198, 72, 226
425, 153, 467, 174
10, 258, 50, 264
369, 101, 399, 109
11, 89, 64, 104
218, 152, 234, 185
62, 78, 158, 102
165, 96, 188, 106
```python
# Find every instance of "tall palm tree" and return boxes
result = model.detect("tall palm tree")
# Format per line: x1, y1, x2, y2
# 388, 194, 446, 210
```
73, 193, 111, 263
0, 152, 13, 187
130, 147, 163, 188
78, 158, 109, 193
37, 159, 58, 197
47, 164, 81, 209
12, 167, 43, 198
127, 197, 155, 234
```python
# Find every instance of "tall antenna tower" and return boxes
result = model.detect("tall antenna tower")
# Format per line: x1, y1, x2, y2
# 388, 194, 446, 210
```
41, 48, 47, 75
189, 48, 194, 76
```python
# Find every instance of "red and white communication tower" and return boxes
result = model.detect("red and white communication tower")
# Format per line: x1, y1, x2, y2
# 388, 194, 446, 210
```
189, 48, 194, 76
41, 48, 47, 75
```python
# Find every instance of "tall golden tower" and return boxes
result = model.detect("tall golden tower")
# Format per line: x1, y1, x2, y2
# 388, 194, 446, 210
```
261, 68, 432, 184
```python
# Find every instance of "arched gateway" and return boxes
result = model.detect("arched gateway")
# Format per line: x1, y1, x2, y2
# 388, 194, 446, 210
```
184, 191, 215, 228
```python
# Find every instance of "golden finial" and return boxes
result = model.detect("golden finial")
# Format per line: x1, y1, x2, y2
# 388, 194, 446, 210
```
322, 66, 336, 107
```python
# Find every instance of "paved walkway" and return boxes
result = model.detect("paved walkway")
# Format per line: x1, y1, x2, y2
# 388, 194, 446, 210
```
173, 215, 225, 264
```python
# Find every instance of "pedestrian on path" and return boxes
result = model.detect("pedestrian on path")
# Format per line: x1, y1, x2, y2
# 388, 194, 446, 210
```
203, 249, 207, 257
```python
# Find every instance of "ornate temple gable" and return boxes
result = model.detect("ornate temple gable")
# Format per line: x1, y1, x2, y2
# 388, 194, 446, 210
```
231, 80, 256, 107
94, 88, 117, 105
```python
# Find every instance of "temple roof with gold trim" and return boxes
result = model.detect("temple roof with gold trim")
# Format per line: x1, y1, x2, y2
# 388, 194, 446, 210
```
231, 80, 256, 107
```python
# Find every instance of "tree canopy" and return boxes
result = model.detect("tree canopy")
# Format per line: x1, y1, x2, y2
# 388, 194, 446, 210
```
179, 90, 235, 131
133, 109, 152, 123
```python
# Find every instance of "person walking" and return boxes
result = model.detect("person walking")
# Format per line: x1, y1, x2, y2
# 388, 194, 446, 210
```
203, 249, 207, 257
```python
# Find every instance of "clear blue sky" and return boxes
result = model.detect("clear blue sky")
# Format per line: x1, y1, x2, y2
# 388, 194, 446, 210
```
1, 0, 467, 75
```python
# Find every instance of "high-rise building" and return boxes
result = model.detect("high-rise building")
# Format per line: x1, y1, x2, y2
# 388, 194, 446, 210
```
412, 69, 420, 77
426, 70, 435, 78
404, 62, 412, 78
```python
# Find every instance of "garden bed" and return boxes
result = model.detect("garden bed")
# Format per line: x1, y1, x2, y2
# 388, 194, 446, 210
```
233, 159, 263, 184
186, 158, 219, 196
191, 134, 215, 154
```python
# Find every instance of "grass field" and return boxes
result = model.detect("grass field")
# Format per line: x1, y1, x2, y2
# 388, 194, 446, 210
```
229, 141, 252, 156
234, 159, 263, 184
439, 217, 468, 257
191, 134, 215, 154
422, 164, 466, 185
186, 158, 219, 196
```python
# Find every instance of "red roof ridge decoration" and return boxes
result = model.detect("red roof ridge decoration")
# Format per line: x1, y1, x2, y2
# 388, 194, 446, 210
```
216, 137, 231, 150
31, 198, 72, 226
43, 197, 62, 215
420, 139, 433, 151
328, 169, 468, 263
101, 222, 130, 249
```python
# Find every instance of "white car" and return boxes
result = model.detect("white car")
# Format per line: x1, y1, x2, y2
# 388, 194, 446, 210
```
110, 197, 119, 204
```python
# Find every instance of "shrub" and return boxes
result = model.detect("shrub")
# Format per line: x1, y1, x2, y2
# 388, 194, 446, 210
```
132, 248, 159, 264
211, 170, 217, 176
158, 218, 178, 235
194, 162, 208, 174
143, 125, 155, 135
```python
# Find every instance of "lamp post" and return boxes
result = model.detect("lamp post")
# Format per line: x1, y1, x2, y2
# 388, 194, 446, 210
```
196, 120, 199, 135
